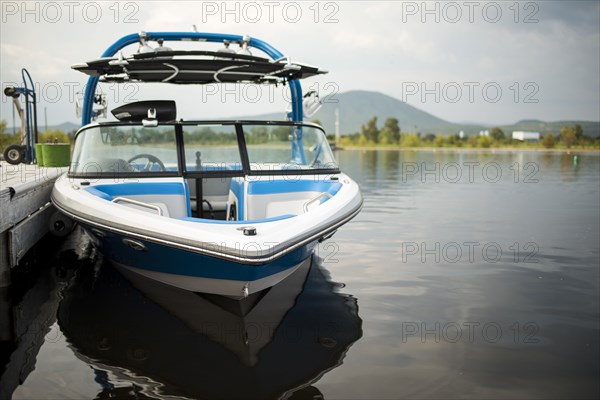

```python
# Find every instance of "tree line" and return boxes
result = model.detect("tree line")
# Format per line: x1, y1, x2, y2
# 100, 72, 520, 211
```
333, 117, 600, 149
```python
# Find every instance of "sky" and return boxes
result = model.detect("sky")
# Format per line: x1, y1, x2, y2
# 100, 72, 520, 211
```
1, 0, 599, 128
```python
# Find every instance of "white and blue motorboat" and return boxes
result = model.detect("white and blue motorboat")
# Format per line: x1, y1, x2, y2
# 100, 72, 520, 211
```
52, 31, 362, 298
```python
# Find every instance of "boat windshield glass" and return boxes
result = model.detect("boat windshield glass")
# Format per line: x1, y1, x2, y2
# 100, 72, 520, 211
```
70, 125, 179, 176
242, 124, 338, 171
181, 124, 242, 173
70, 122, 338, 177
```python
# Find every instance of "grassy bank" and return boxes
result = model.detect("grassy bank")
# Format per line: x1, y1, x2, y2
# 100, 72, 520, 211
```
336, 144, 600, 153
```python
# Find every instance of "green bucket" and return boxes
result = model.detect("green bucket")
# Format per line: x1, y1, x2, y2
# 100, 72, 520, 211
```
35, 143, 45, 166
42, 144, 71, 167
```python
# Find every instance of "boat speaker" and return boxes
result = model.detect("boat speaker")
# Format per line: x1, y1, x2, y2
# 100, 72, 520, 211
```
111, 100, 176, 122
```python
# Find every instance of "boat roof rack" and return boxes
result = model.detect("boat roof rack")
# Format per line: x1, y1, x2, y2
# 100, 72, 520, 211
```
72, 50, 326, 85
133, 50, 270, 62
78, 31, 312, 125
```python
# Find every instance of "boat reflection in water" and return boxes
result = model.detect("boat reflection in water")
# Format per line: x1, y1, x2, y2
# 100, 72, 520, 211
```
58, 255, 362, 399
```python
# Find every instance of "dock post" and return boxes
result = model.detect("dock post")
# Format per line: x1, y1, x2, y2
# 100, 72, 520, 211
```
1, 232, 12, 344
0, 231, 10, 287
0, 286, 11, 342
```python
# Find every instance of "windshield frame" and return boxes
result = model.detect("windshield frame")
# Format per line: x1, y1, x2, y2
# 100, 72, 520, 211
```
68, 120, 340, 179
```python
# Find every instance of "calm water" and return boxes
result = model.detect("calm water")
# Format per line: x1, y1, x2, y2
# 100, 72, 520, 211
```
1, 150, 598, 399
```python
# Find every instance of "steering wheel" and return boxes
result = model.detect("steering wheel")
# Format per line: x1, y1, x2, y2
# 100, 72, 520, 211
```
127, 154, 166, 172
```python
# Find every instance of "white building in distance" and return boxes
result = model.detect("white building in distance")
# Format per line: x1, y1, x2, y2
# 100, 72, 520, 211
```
512, 131, 540, 141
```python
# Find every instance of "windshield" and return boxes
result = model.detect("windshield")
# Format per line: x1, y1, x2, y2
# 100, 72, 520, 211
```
243, 124, 338, 171
70, 125, 179, 176
69, 122, 338, 178
182, 125, 243, 173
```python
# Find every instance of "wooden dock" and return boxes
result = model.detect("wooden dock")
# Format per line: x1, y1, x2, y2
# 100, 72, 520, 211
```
0, 161, 68, 287
0, 161, 78, 397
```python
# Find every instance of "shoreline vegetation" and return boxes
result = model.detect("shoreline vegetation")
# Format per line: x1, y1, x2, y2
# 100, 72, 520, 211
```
325, 117, 600, 153
336, 145, 600, 153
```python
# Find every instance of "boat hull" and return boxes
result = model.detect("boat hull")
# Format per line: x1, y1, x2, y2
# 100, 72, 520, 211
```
82, 223, 316, 298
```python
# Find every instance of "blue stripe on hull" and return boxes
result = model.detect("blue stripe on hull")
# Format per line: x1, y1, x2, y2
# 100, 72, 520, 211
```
84, 224, 316, 281
89, 182, 186, 197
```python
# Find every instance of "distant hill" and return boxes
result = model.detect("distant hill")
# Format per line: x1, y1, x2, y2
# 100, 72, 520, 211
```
236, 90, 469, 135
497, 119, 600, 138
316, 90, 459, 135
3, 121, 80, 134
237, 90, 600, 137
50, 121, 80, 133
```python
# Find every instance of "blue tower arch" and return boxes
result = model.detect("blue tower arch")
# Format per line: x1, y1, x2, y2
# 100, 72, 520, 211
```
81, 32, 303, 125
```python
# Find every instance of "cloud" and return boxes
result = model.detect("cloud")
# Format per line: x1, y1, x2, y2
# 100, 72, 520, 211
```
540, 1, 600, 32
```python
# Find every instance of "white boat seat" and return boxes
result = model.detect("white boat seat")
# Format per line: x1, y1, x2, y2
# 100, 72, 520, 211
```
83, 182, 189, 218
226, 178, 341, 221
